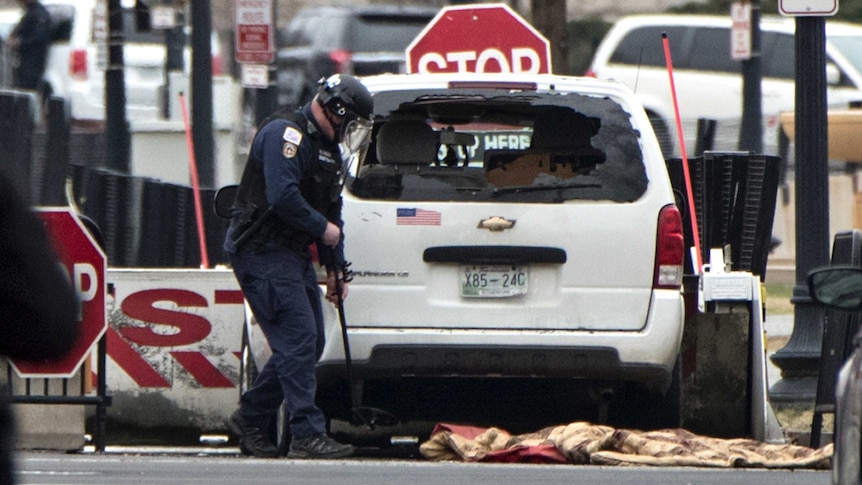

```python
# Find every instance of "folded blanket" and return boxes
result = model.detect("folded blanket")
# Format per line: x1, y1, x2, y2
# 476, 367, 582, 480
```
419, 422, 833, 469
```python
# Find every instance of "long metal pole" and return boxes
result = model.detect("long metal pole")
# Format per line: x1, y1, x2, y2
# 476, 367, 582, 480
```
769, 16, 831, 404
162, 0, 184, 119
190, 0, 213, 187
106, 0, 129, 173
739, 0, 763, 153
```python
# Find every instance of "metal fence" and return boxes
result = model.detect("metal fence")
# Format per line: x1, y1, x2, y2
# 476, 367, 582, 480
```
1, 91, 230, 269
0, 89, 231, 451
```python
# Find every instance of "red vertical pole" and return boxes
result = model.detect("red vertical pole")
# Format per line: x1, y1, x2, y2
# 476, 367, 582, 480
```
179, 92, 210, 269
662, 32, 702, 273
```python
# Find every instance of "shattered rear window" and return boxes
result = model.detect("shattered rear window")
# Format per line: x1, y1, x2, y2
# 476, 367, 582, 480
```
348, 89, 648, 203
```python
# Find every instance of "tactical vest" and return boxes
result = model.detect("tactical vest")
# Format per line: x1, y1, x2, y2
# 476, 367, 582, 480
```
231, 108, 343, 249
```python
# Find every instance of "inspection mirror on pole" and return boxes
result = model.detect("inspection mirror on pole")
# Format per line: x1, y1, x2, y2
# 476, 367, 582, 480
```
779, 0, 838, 16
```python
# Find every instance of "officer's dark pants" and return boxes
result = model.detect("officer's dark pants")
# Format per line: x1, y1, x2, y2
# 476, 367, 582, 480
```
229, 248, 327, 439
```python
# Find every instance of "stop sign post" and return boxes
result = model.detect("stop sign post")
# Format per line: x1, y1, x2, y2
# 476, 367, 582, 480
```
10, 208, 107, 378
406, 4, 551, 75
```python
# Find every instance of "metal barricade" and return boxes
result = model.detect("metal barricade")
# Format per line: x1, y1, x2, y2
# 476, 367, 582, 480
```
1, 335, 111, 452
666, 151, 781, 281
810, 229, 862, 448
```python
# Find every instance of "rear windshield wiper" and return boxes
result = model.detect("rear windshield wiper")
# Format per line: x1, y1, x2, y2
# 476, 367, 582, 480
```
491, 182, 602, 198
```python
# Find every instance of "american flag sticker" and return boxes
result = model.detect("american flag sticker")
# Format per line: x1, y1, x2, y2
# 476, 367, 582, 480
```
396, 208, 442, 226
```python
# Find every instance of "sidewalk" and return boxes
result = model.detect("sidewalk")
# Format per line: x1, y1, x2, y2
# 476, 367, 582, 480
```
763, 255, 796, 388
764, 313, 794, 390
765, 257, 796, 286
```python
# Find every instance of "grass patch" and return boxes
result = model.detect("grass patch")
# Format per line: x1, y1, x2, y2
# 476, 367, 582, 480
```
766, 335, 789, 353
765, 283, 795, 316
771, 402, 833, 439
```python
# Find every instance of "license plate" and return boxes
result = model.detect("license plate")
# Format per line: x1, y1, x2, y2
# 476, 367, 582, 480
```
460, 265, 528, 298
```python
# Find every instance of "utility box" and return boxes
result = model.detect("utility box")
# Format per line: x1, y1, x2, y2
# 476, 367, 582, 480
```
680, 308, 751, 438
678, 249, 783, 442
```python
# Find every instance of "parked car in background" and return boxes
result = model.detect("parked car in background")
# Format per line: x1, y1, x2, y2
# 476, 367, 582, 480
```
41, 0, 222, 122
273, 4, 439, 107
807, 265, 862, 485
588, 14, 862, 157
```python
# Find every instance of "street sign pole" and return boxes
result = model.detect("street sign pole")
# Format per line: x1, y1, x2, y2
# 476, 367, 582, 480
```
106, 0, 130, 173
190, 0, 214, 188
738, 0, 763, 153
770, 2, 836, 403
234, 0, 277, 123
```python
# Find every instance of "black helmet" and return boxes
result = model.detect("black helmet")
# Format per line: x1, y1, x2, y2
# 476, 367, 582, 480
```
317, 74, 373, 121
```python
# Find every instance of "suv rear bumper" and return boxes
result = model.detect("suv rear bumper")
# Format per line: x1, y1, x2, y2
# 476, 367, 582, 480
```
318, 344, 671, 388
316, 290, 684, 391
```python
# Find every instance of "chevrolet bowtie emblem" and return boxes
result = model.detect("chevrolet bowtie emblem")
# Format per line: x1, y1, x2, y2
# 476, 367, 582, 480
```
478, 216, 516, 231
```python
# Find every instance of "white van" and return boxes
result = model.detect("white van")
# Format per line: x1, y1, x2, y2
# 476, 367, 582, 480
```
588, 14, 862, 157
248, 72, 687, 431
41, 0, 222, 121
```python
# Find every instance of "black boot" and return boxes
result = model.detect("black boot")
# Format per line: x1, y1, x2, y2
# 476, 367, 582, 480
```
225, 408, 279, 458
287, 433, 354, 459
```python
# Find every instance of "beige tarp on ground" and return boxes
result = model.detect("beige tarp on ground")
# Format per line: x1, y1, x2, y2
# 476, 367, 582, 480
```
419, 422, 833, 469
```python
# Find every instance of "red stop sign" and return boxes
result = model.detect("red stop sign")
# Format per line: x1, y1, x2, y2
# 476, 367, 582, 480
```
10, 208, 107, 378
406, 4, 551, 75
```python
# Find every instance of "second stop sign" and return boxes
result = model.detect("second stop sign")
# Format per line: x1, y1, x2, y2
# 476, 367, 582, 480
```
406, 4, 552, 75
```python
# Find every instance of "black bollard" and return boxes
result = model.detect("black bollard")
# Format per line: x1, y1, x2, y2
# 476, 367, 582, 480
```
41, 96, 71, 206
0, 91, 35, 201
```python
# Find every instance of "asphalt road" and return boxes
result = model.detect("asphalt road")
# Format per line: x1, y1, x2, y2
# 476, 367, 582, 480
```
8, 310, 816, 485
14, 450, 830, 485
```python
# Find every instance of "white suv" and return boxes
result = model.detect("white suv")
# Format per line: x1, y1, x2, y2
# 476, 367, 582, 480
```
257, 72, 687, 431
588, 14, 862, 157
41, 0, 222, 121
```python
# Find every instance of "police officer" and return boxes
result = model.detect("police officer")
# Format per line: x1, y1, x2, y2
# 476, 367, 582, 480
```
224, 74, 373, 459
9, 0, 51, 91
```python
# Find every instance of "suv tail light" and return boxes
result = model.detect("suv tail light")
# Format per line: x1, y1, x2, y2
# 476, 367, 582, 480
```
329, 49, 353, 73
584, 68, 597, 77
654, 204, 684, 289
70, 49, 87, 80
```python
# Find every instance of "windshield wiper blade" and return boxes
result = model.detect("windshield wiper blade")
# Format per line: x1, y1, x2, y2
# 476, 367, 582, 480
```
491, 182, 602, 197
